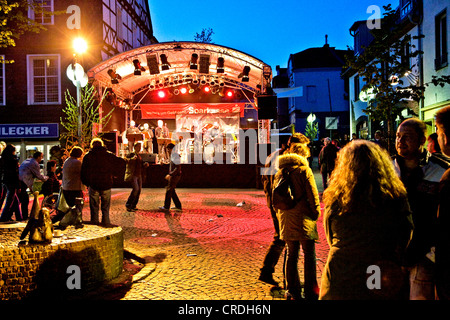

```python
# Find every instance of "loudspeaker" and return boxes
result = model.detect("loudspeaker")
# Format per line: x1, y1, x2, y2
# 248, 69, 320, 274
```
257, 95, 277, 119
147, 54, 160, 75
199, 54, 210, 74
102, 131, 119, 155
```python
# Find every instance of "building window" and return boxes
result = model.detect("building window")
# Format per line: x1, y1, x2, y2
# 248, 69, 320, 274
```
401, 40, 411, 70
28, 0, 54, 25
435, 9, 448, 70
354, 75, 360, 101
306, 85, 317, 103
0, 55, 5, 106
27, 55, 61, 105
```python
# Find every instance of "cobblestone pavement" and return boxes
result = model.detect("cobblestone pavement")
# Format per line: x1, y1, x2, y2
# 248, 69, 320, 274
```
82, 169, 329, 300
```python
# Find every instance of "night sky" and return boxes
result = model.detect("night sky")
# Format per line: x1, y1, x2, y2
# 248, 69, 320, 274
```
148, 0, 391, 73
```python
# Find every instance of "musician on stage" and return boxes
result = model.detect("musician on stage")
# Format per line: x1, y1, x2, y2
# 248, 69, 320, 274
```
126, 120, 141, 153
156, 120, 169, 164
141, 123, 154, 153
210, 122, 222, 155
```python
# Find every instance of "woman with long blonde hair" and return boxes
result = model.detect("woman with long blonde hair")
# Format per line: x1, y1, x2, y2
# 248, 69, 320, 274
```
319, 140, 413, 300
273, 140, 321, 300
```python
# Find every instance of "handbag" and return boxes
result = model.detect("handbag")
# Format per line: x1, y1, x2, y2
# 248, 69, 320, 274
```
55, 187, 70, 213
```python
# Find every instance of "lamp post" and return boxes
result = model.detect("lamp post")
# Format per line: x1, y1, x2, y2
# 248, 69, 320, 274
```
66, 38, 88, 143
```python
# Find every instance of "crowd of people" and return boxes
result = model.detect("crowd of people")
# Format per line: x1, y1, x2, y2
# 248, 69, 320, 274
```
0, 136, 181, 228
2, 108, 450, 300
260, 107, 450, 300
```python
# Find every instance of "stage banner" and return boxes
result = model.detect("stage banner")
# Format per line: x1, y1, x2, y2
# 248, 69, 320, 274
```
140, 103, 245, 119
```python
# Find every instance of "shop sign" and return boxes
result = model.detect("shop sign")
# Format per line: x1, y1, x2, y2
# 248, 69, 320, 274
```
0, 123, 59, 139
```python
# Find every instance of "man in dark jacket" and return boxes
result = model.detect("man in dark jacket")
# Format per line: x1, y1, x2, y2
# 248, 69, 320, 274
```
124, 142, 148, 212
318, 137, 338, 190
159, 143, 182, 211
394, 118, 449, 299
81, 138, 126, 227
435, 106, 450, 300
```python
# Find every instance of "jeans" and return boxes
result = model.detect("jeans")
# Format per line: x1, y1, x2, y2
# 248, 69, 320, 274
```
0, 183, 6, 210
164, 175, 181, 209
18, 181, 29, 220
88, 187, 111, 225
285, 239, 319, 300
0, 184, 22, 221
126, 175, 142, 209
409, 257, 436, 300
260, 206, 285, 274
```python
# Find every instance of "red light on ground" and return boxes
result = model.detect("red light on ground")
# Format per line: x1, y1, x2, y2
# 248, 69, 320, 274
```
157, 90, 166, 98
203, 86, 210, 93
180, 87, 187, 94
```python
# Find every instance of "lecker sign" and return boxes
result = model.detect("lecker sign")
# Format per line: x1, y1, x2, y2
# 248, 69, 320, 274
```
0, 123, 59, 139
140, 103, 246, 119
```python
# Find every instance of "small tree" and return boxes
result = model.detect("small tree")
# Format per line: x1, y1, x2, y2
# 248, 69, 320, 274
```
0, 0, 61, 62
194, 28, 214, 43
305, 121, 319, 142
345, 4, 450, 153
60, 85, 114, 150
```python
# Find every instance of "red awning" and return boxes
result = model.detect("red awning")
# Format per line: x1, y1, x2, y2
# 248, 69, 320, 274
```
140, 103, 246, 119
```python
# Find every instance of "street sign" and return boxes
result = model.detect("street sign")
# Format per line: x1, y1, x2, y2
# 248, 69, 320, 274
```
325, 117, 338, 130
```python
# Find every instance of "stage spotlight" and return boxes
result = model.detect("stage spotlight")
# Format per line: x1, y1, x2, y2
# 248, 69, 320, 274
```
149, 79, 156, 90
190, 53, 198, 70
180, 87, 188, 94
192, 75, 199, 85
239, 66, 250, 82
157, 90, 166, 98
173, 88, 180, 95
200, 76, 207, 85
107, 69, 121, 84
133, 59, 145, 75
160, 54, 171, 71
203, 86, 210, 93
217, 57, 225, 73
226, 90, 234, 98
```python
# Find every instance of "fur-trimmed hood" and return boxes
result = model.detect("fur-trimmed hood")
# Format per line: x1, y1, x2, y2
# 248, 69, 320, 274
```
278, 153, 309, 169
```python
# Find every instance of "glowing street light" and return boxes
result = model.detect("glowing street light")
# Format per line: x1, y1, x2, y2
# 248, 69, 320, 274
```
73, 37, 88, 55
307, 113, 316, 123
67, 38, 88, 141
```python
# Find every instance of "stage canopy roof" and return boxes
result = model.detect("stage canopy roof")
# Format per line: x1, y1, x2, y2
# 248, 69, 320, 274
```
88, 41, 273, 107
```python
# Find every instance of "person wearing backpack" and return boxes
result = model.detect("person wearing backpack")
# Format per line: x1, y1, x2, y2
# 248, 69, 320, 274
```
272, 142, 321, 300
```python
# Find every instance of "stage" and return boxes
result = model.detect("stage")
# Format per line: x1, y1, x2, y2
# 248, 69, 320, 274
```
116, 163, 262, 189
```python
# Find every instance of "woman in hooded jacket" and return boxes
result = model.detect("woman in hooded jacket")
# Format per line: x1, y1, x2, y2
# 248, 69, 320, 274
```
273, 141, 321, 300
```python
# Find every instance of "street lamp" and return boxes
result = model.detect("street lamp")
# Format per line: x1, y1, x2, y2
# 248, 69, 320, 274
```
66, 38, 88, 142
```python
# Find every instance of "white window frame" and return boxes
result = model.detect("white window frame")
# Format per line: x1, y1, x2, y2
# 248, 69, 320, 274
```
28, 0, 54, 25
0, 55, 5, 106
27, 54, 61, 105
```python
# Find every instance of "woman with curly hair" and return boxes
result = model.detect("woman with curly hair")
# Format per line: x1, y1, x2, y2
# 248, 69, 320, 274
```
319, 140, 414, 300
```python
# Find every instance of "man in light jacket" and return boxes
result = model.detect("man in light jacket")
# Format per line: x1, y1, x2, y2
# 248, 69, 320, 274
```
18, 151, 48, 219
